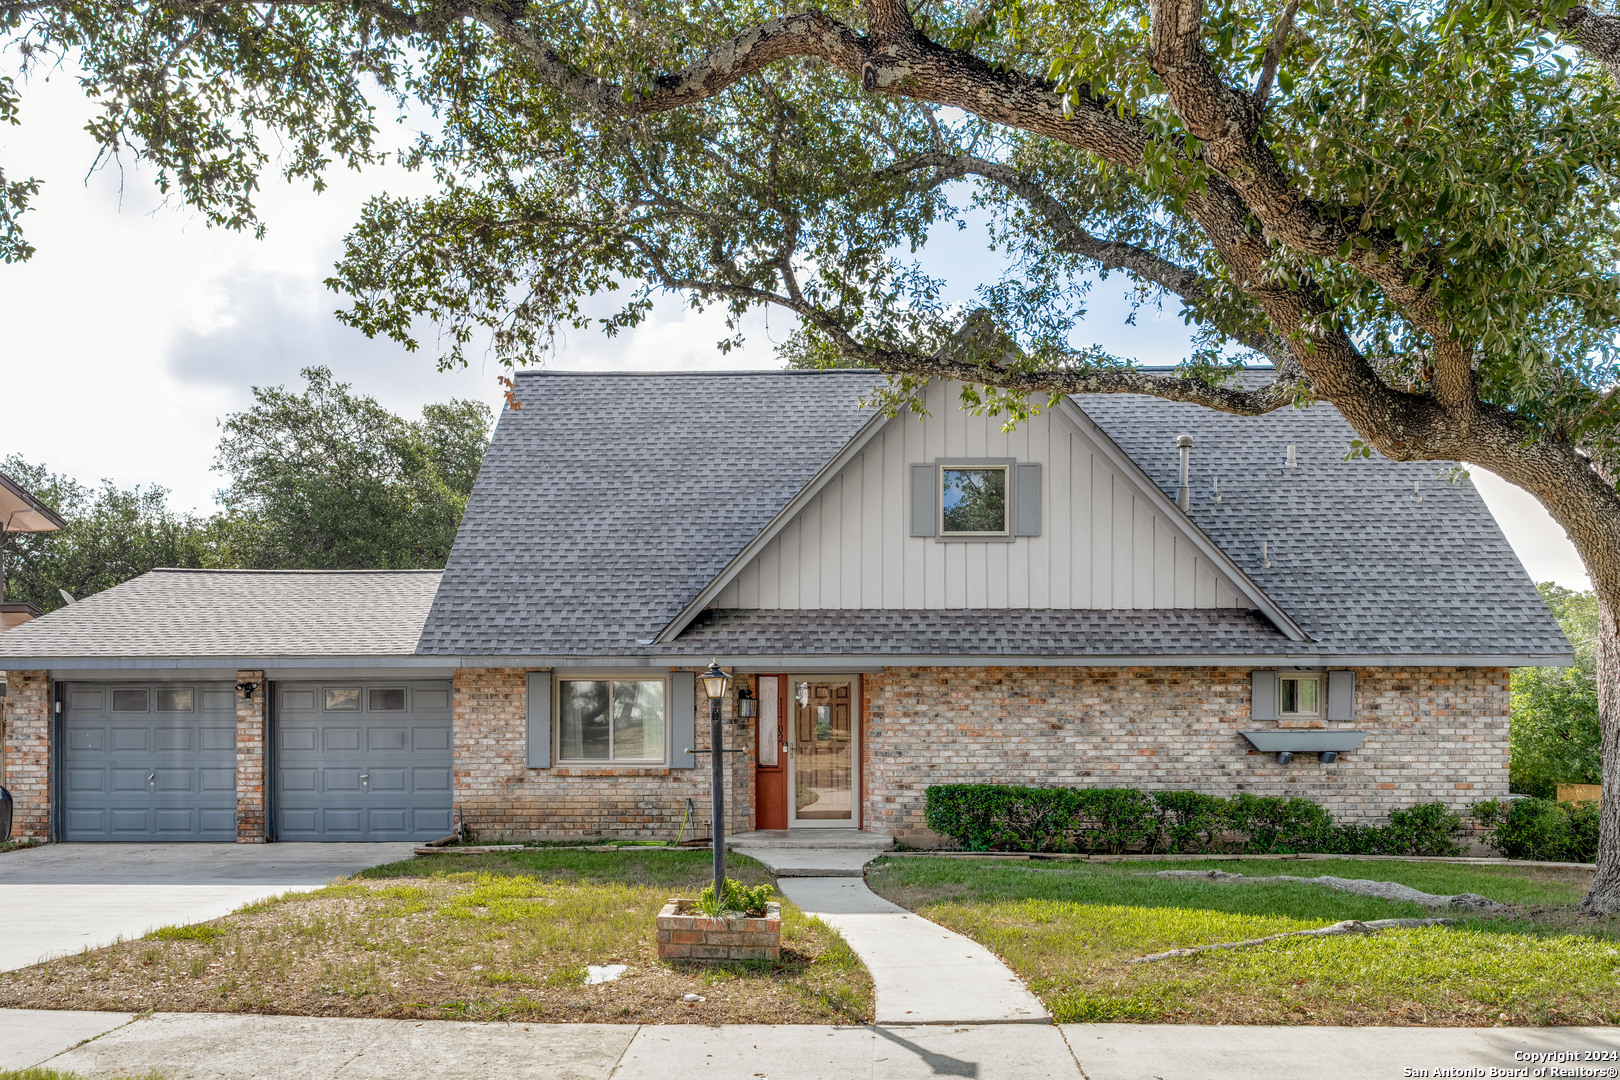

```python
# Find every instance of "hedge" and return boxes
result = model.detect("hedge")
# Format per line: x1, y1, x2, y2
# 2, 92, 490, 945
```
1470, 798, 1599, 863
924, 784, 1465, 857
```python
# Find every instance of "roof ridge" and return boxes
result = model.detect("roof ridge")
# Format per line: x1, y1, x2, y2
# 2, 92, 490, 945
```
147, 567, 444, 575
513, 368, 880, 378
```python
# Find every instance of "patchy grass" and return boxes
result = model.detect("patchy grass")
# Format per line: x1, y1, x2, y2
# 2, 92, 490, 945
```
867, 855, 1618, 1026
0, 839, 42, 855
0, 850, 871, 1025
0, 1071, 164, 1080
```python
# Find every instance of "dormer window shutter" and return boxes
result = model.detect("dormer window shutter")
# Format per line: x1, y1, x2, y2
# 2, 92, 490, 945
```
1013, 463, 1042, 536
910, 464, 937, 537
1250, 670, 1278, 722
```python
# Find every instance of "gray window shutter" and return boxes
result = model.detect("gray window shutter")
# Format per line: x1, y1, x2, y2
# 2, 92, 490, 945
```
1013, 463, 1042, 536
525, 672, 552, 768
910, 464, 937, 537
1250, 670, 1278, 722
671, 671, 696, 769
1327, 670, 1355, 721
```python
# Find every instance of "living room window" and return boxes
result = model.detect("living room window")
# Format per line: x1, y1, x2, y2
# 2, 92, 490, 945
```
940, 465, 1009, 536
1279, 673, 1323, 718
557, 677, 668, 763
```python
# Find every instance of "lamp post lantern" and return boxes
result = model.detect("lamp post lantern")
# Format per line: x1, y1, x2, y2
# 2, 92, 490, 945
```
699, 660, 733, 906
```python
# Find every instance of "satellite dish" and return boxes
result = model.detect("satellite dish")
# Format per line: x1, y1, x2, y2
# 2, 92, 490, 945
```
58, 589, 76, 605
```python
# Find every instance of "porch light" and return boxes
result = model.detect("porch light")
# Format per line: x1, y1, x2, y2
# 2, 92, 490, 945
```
736, 685, 757, 719
701, 660, 732, 700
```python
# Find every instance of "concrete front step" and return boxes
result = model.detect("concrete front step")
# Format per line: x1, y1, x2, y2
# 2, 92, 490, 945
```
727, 830, 895, 877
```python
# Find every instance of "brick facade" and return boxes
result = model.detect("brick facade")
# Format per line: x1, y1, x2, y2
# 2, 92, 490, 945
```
863, 665, 1510, 843
236, 670, 267, 842
1, 670, 51, 840
452, 668, 756, 842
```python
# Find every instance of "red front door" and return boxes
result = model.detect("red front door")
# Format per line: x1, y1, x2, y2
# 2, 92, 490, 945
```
754, 675, 788, 830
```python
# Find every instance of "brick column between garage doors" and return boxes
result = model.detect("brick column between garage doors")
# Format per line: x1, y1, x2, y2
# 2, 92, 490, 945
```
1, 670, 51, 840
237, 670, 267, 842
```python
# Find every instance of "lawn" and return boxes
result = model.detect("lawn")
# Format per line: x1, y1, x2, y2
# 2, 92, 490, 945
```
866, 855, 1618, 1026
0, 849, 872, 1025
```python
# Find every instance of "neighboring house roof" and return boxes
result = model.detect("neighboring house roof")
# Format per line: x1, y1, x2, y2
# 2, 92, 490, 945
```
417, 370, 878, 656
0, 568, 442, 661
0, 469, 67, 534
1078, 376, 1569, 661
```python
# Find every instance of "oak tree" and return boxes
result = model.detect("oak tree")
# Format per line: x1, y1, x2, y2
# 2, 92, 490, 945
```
6, 0, 1620, 903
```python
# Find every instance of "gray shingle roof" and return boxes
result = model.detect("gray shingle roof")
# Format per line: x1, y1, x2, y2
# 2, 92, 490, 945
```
676, 607, 1296, 656
0, 569, 441, 660
416, 370, 879, 656
1076, 373, 1569, 659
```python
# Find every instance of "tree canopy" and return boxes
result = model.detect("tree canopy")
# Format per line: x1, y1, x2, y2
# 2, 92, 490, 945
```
1512, 583, 1602, 798
0, 369, 492, 610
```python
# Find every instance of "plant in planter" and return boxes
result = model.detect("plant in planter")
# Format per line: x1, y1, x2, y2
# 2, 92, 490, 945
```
658, 877, 782, 962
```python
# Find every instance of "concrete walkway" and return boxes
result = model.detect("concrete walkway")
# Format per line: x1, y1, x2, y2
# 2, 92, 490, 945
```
728, 830, 894, 877
9, 1010, 1620, 1079
777, 877, 1047, 1024
0, 842, 417, 972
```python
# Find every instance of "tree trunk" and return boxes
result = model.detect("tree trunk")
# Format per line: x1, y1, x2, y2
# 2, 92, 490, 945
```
1585, 572, 1620, 913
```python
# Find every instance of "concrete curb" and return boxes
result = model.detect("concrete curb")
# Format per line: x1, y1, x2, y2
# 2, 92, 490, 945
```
878, 851, 1598, 870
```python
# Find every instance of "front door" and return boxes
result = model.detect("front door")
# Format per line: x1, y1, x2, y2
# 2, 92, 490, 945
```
787, 677, 859, 829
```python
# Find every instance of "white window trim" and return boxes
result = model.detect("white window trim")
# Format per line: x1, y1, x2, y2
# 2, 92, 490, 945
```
937, 458, 1014, 539
1278, 672, 1324, 719
554, 673, 672, 766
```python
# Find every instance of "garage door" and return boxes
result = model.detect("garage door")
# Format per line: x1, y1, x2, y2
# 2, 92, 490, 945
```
273, 681, 453, 842
62, 682, 239, 841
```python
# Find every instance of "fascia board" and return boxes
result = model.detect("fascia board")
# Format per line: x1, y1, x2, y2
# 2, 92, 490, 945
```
1055, 397, 1310, 642
651, 407, 892, 645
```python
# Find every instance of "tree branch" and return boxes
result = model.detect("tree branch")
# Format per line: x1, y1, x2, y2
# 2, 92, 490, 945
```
1252, 0, 1299, 110
1561, 5, 1620, 84
1127, 918, 1455, 964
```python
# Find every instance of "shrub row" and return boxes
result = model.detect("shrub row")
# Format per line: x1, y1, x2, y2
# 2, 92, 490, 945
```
1470, 798, 1599, 864
924, 784, 1465, 857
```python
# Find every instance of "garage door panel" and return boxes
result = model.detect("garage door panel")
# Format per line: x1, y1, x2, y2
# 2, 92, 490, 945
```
63, 682, 238, 842
111, 728, 150, 752
273, 681, 453, 842
324, 728, 362, 752
413, 726, 450, 752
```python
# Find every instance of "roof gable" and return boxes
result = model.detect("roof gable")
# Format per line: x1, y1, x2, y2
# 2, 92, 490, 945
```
416, 370, 878, 656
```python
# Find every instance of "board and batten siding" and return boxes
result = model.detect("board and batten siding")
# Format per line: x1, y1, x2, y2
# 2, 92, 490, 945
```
713, 381, 1248, 610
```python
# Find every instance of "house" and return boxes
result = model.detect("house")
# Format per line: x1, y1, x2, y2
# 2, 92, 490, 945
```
0, 369, 1570, 845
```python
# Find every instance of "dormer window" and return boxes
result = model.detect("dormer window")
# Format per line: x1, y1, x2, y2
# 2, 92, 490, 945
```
940, 466, 1009, 536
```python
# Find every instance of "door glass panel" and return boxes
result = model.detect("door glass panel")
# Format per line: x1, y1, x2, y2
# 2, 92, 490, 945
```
758, 677, 779, 767
793, 681, 851, 821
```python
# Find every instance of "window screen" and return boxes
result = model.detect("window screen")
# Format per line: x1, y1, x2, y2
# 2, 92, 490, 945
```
941, 467, 1008, 534
559, 679, 667, 762
368, 688, 406, 711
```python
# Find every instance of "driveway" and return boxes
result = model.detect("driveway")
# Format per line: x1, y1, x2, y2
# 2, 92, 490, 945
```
0, 842, 417, 972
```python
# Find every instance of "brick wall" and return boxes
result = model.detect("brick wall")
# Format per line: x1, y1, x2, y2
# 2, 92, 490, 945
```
2, 670, 51, 839
236, 671, 267, 842
453, 668, 756, 841
863, 665, 1510, 843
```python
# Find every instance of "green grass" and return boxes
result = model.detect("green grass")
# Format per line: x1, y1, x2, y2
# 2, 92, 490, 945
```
867, 855, 1614, 1025
2, 849, 872, 1025
0, 839, 42, 855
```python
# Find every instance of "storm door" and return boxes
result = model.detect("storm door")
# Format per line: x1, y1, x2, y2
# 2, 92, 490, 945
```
786, 677, 859, 828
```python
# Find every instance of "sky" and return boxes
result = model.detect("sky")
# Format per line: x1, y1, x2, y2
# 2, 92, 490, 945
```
0, 70, 1592, 591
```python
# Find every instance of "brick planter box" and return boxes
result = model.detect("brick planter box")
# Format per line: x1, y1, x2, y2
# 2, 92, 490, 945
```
656, 899, 782, 962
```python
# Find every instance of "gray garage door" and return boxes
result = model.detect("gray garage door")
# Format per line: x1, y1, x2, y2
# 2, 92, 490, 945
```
273, 681, 453, 842
62, 682, 239, 842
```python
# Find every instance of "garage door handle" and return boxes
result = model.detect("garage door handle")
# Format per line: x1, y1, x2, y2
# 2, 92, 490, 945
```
360, 773, 369, 787
147, 771, 156, 787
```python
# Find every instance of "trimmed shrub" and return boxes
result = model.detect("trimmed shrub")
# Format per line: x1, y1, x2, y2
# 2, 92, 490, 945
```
1152, 791, 1231, 854
1376, 802, 1465, 857
925, 784, 1472, 858
1471, 798, 1599, 863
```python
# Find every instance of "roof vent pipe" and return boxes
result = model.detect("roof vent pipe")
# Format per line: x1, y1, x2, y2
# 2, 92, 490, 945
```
1176, 434, 1194, 510
1286, 444, 1298, 468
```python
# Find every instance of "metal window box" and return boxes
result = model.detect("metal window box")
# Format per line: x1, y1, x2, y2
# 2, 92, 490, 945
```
1242, 730, 1367, 763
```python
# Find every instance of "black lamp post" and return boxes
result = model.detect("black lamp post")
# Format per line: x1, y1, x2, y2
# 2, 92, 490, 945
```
700, 659, 733, 906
